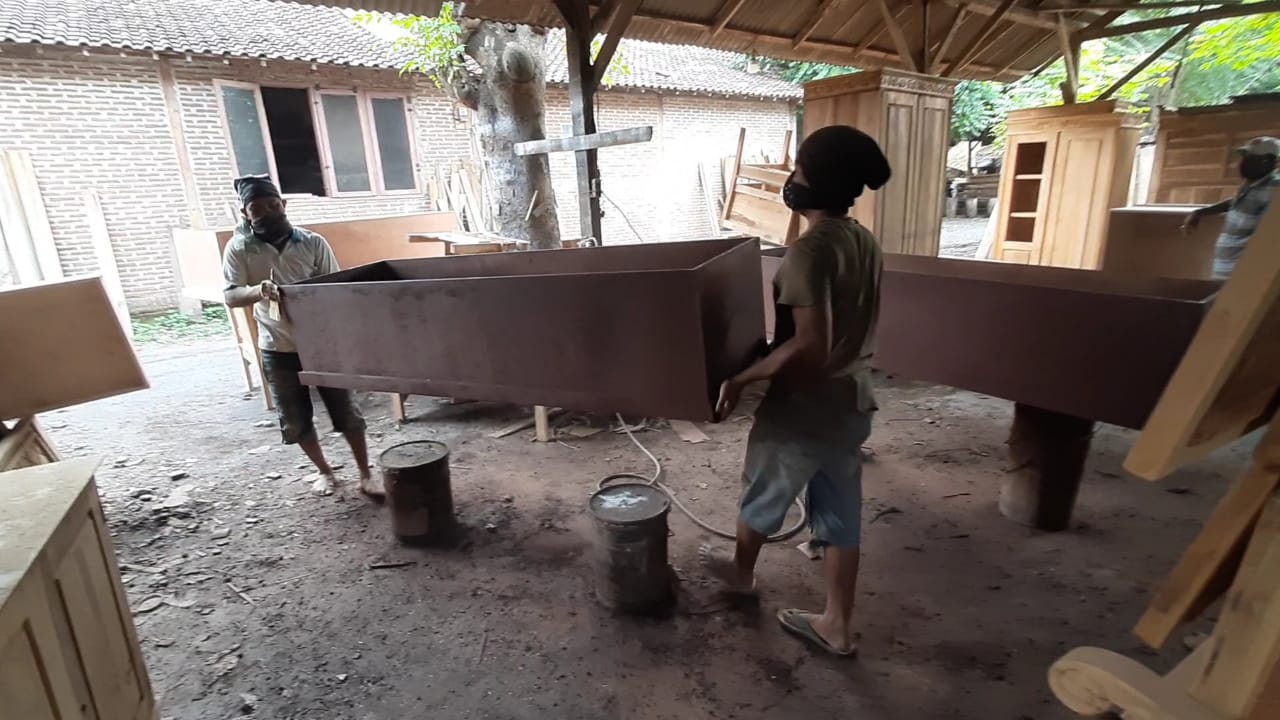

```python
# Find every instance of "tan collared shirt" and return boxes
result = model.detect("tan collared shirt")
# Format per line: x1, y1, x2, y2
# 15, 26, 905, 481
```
222, 221, 338, 352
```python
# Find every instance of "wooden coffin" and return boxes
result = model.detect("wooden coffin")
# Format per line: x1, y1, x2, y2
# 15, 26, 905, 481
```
0, 458, 158, 720
285, 238, 766, 421
762, 250, 1218, 429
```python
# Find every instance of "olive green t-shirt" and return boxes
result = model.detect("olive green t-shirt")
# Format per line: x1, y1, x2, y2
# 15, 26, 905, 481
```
769, 216, 881, 414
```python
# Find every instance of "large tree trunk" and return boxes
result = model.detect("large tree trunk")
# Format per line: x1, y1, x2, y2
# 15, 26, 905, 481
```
456, 23, 560, 249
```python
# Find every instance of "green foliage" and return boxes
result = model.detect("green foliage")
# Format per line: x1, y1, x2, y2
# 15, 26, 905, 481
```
591, 37, 632, 88
131, 305, 229, 345
353, 3, 465, 91
951, 80, 1011, 145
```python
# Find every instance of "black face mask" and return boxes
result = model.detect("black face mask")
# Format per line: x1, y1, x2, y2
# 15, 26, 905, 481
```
1240, 155, 1276, 182
782, 172, 823, 212
251, 213, 292, 241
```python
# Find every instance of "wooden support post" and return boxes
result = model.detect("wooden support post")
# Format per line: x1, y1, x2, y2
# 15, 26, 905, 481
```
706, 0, 748, 39
558, 0, 604, 244
931, 8, 967, 74
1058, 16, 1080, 104
534, 405, 552, 443
918, 0, 931, 75
780, 128, 793, 166
591, 0, 642, 86
389, 393, 407, 424
1096, 23, 1199, 102
999, 403, 1095, 532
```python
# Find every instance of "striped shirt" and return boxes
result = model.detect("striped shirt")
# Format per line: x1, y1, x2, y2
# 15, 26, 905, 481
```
1215, 171, 1280, 278
222, 221, 339, 352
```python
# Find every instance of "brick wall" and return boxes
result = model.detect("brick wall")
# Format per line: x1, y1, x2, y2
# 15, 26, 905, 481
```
172, 58, 472, 229
0, 50, 190, 310
544, 89, 795, 244
0, 45, 793, 311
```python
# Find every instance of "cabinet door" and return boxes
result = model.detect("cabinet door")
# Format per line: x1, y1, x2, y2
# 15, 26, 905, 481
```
906, 92, 951, 257
994, 132, 1057, 264
876, 90, 920, 254
44, 501, 154, 720
0, 578, 85, 720
1041, 127, 1115, 269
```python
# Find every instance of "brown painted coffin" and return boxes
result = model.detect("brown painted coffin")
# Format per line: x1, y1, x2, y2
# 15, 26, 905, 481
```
763, 250, 1219, 429
285, 238, 765, 421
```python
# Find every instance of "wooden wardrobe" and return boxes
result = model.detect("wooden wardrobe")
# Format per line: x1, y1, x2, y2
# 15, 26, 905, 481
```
803, 69, 958, 256
992, 101, 1141, 269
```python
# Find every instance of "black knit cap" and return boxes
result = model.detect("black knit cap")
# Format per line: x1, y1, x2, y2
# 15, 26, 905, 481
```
796, 125, 892, 214
233, 175, 281, 208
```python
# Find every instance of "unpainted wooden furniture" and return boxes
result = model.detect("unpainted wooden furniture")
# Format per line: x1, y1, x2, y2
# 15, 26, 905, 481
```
720, 128, 797, 246
802, 69, 958, 257
1101, 205, 1223, 281
1150, 95, 1280, 205
0, 277, 148, 422
0, 458, 159, 720
0, 417, 60, 471
993, 101, 1141, 269
1050, 203, 1280, 719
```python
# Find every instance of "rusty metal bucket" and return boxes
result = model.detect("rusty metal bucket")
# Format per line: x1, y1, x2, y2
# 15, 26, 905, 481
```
589, 482, 674, 614
379, 440, 453, 545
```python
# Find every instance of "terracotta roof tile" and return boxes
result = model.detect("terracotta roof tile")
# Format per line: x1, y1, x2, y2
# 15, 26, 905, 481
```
0, 0, 802, 99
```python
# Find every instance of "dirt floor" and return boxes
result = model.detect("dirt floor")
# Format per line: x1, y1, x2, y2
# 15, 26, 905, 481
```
41, 331, 1252, 720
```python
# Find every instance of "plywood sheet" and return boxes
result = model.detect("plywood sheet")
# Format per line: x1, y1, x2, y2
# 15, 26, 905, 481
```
1125, 203, 1280, 479
0, 277, 148, 420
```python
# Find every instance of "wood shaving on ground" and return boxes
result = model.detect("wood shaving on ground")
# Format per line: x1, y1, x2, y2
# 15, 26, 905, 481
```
670, 420, 709, 444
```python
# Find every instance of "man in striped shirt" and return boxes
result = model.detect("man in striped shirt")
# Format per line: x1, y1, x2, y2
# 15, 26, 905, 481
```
1184, 136, 1280, 279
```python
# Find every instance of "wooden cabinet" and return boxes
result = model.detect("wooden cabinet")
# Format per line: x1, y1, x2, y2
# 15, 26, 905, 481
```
0, 458, 158, 720
1150, 96, 1280, 204
993, 101, 1141, 269
803, 69, 958, 256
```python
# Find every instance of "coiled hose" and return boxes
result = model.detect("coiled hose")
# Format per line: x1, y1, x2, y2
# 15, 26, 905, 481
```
596, 413, 806, 543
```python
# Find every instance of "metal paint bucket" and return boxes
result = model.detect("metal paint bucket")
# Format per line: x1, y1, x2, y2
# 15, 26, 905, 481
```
589, 482, 674, 614
379, 440, 453, 544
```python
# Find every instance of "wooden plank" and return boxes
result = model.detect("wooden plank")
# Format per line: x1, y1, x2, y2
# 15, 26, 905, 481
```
592, 0, 642, 86
937, 0, 1088, 31
1134, 418, 1280, 648
0, 417, 59, 471
721, 127, 746, 224
1125, 203, 1280, 479
535, 405, 551, 443
1058, 16, 1079, 104
83, 190, 133, 337
6, 151, 62, 280
1083, 1, 1280, 39
561, 9, 604, 243
737, 165, 791, 186
0, 277, 148, 421
736, 184, 783, 202
513, 126, 653, 157
877, 0, 922, 72
1191, 492, 1280, 718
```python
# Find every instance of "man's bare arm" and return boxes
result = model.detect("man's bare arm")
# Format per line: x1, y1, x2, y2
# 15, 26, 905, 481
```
223, 280, 276, 308
734, 304, 831, 386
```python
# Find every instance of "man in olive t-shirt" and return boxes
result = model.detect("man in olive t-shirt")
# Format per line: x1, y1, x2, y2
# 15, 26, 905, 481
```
703, 125, 890, 657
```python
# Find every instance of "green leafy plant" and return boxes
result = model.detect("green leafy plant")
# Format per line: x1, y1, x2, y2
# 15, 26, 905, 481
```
591, 37, 632, 88
353, 4, 465, 92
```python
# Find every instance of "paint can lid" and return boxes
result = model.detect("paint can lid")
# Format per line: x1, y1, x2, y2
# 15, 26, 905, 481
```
379, 440, 449, 469
589, 483, 670, 524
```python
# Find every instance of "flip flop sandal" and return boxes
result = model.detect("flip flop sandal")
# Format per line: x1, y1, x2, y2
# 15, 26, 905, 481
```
777, 608, 857, 657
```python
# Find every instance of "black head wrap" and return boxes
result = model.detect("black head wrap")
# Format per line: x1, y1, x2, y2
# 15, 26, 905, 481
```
234, 175, 281, 208
795, 125, 892, 214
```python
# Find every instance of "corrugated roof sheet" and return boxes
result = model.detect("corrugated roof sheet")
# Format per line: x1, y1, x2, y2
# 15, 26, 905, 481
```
0, 0, 802, 98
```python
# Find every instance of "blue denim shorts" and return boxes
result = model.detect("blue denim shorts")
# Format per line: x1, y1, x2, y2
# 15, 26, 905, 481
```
738, 394, 871, 548
261, 350, 366, 444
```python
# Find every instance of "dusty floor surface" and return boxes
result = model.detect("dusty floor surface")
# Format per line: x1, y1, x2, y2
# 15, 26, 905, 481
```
42, 332, 1251, 720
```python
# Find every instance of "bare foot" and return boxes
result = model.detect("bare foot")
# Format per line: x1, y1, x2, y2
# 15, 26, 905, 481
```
698, 544, 757, 594
359, 469, 385, 500
309, 472, 336, 496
